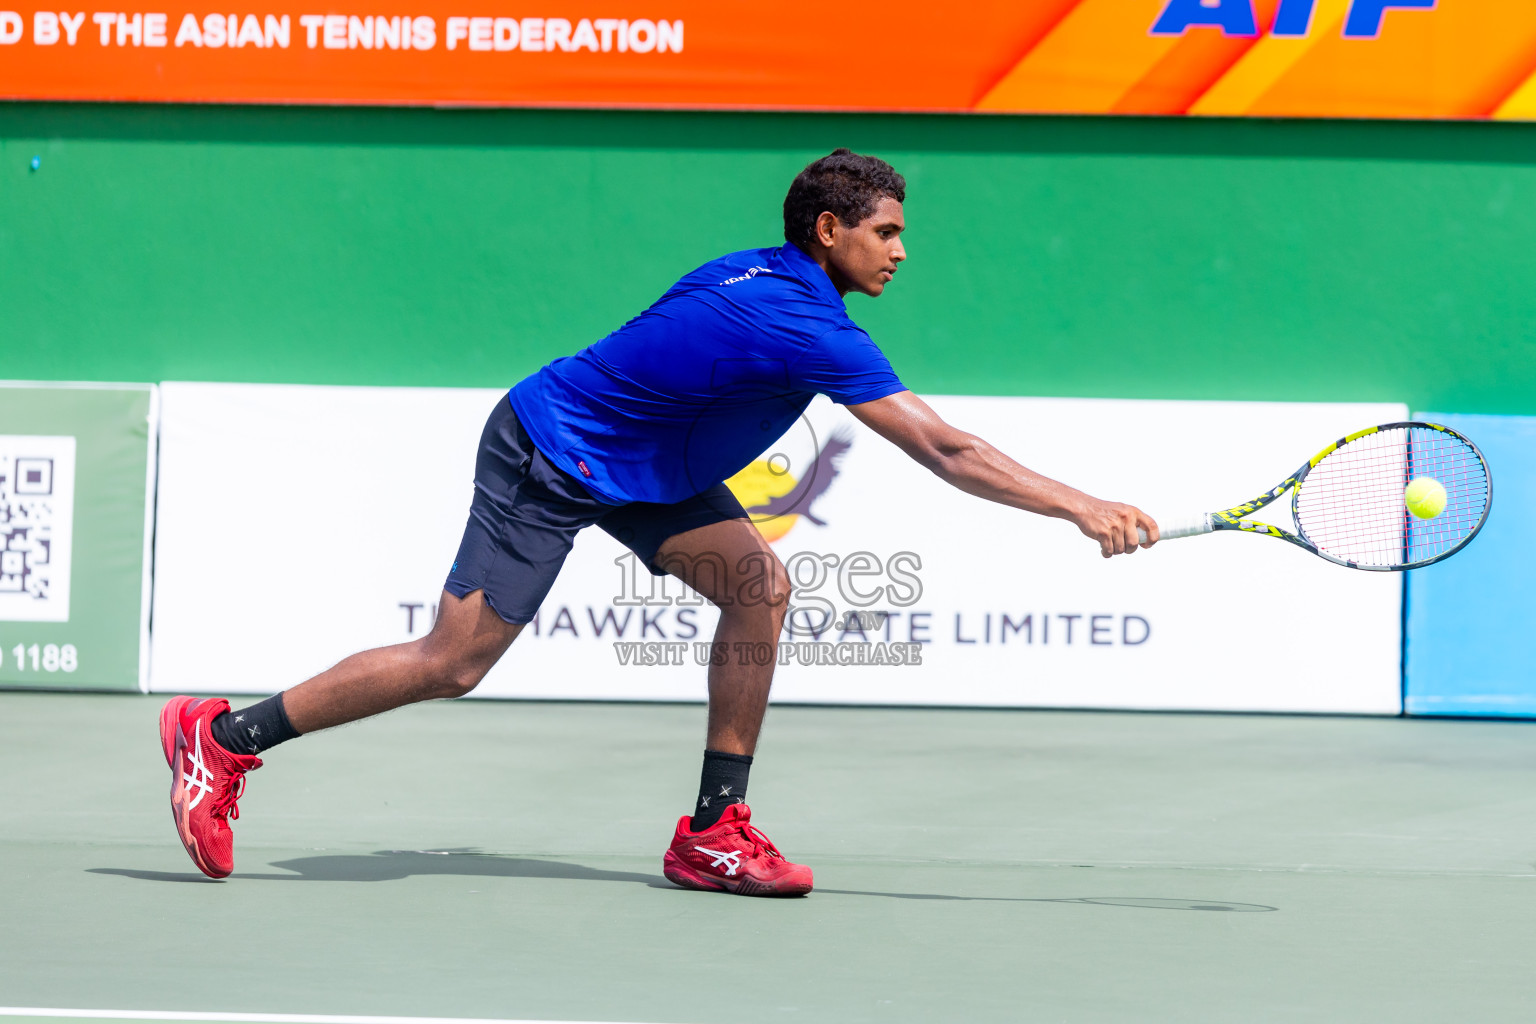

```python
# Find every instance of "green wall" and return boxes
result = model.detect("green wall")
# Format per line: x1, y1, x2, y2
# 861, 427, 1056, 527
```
3, 103, 1534, 413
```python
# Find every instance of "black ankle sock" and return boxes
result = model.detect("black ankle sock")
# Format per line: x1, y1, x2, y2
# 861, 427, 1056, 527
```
690, 749, 752, 831
211, 693, 299, 756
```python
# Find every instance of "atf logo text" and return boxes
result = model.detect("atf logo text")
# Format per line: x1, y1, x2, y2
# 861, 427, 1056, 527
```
1152, 0, 1434, 40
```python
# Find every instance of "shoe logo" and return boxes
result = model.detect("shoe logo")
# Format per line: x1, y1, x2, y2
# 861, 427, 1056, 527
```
693, 845, 742, 876
181, 721, 216, 810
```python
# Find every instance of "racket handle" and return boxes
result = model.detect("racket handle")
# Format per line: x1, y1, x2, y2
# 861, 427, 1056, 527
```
1139, 514, 1213, 546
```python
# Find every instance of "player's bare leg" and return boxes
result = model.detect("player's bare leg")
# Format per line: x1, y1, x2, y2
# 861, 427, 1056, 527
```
656, 517, 810, 895
159, 588, 521, 877
282, 589, 523, 733
655, 518, 790, 755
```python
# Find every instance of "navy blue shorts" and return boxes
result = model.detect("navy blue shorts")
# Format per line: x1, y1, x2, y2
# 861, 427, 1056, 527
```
444, 396, 749, 624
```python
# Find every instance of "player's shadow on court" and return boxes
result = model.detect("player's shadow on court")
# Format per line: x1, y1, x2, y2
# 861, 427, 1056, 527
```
88, 852, 1275, 911
91, 850, 660, 885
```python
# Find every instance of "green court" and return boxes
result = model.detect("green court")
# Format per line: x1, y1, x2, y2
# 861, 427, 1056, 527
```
4, 692, 1533, 1023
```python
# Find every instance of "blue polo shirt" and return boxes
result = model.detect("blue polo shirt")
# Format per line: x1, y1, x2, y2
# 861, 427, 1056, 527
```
508, 243, 906, 505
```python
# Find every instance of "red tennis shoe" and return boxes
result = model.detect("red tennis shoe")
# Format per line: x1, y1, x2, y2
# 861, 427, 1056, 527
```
159, 696, 261, 879
663, 803, 813, 897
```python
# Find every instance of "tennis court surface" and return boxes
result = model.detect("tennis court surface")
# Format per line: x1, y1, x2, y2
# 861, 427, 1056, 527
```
4, 692, 1534, 1023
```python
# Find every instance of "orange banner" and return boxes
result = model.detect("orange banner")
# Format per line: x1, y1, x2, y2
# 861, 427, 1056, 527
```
3, 0, 1536, 117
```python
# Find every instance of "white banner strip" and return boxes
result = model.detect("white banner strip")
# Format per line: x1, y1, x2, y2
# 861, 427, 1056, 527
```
149, 384, 1407, 713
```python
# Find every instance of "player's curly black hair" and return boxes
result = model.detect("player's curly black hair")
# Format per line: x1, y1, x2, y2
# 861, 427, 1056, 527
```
783, 149, 906, 249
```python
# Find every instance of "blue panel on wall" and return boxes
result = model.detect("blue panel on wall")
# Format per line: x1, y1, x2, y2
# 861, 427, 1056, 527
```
1405, 413, 1536, 717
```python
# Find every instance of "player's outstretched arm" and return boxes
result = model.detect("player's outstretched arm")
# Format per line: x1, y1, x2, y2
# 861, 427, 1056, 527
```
847, 390, 1158, 558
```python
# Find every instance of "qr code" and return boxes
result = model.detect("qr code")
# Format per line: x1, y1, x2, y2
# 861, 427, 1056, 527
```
0, 436, 76, 623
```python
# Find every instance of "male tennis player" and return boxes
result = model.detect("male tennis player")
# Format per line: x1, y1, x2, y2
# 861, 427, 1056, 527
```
160, 149, 1159, 894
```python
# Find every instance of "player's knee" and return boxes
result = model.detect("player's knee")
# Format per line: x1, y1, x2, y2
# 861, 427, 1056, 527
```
735, 555, 791, 616
441, 665, 487, 698
758, 562, 792, 619
722, 577, 791, 629
762, 578, 792, 625
415, 650, 489, 699
448, 669, 485, 700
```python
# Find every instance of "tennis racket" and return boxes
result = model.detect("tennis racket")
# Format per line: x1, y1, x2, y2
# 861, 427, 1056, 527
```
1139, 422, 1491, 571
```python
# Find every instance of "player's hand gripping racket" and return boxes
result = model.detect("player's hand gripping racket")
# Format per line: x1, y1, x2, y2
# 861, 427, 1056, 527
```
1139, 422, 1491, 570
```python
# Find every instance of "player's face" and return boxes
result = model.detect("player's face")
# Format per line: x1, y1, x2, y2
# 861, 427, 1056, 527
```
820, 197, 906, 297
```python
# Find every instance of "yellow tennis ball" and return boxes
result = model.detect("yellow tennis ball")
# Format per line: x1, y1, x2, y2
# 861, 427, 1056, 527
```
1405, 476, 1447, 519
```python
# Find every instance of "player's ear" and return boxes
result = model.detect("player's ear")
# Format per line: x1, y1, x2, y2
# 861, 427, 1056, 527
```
814, 210, 839, 249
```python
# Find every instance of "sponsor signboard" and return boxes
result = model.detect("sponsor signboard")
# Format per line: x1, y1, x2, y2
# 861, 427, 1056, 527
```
4, 2, 1536, 119
0, 382, 158, 691
1405, 412, 1533, 717
150, 382, 1404, 713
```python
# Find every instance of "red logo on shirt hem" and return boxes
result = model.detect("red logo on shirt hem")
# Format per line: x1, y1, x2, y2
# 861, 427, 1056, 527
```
577, 460, 592, 478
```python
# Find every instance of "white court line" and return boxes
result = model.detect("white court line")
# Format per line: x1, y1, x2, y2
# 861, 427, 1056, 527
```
0, 1011, 667, 1024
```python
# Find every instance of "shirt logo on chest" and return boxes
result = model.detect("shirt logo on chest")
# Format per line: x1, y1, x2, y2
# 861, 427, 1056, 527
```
718, 266, 770, 286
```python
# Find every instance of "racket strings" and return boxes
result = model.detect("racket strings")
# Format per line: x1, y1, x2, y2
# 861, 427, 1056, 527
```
1293, 426, 1488, 568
